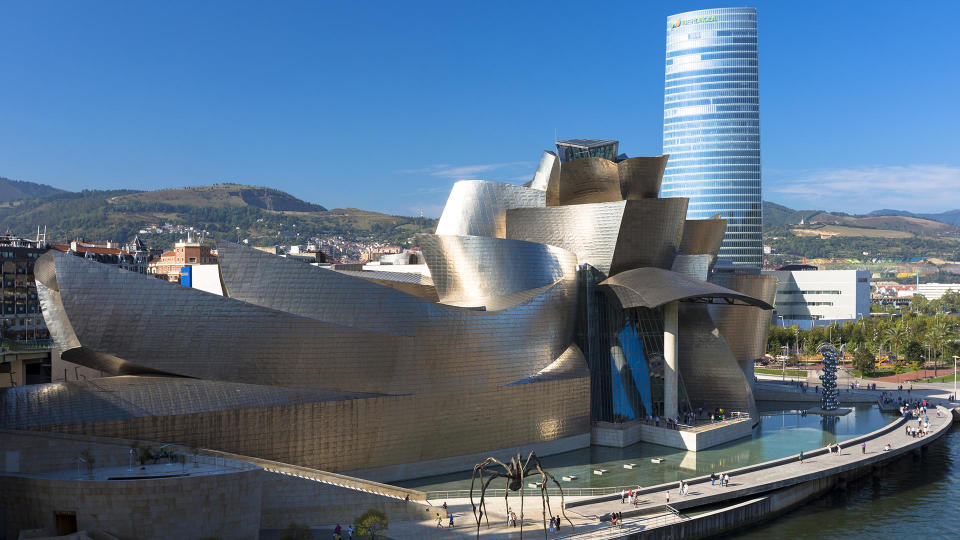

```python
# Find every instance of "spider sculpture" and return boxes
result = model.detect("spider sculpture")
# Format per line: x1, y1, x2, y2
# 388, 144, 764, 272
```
469, 452, 573, 538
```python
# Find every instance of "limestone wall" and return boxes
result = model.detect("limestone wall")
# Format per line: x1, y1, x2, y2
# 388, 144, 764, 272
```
27, 377, 590, 481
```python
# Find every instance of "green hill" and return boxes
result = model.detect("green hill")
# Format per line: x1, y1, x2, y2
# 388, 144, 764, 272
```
0, 177, 67, 203
0, 184, 434, 246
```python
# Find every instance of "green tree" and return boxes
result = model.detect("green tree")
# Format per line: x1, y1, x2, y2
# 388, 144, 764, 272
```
354, 509, 388, 539
903, 339, 924, 372
928, 316, 955, 376
852, 346, 876, 377
882, 319, 909, 361
911, 294, 932, 315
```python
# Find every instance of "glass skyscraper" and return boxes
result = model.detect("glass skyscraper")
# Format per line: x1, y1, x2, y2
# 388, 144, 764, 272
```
661, 7, 762, 267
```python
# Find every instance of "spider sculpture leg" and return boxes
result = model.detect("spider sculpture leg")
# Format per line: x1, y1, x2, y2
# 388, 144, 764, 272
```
470, 458, 512, 531
536, 459, 574, 530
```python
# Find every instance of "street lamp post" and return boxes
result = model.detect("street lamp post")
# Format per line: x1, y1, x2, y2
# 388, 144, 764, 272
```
781, 345, 788, 382
953, 355, 958, 401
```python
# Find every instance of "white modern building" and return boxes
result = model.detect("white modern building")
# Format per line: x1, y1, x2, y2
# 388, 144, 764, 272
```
915, 283, 960, 301
767, 269, 870, 327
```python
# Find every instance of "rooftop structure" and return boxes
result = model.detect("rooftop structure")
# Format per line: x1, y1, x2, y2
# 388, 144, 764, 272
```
555, 139, 620, 162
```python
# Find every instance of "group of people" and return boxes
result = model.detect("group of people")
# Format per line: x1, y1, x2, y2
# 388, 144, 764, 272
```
506, 509, 519, 527
907, 419, 931, 438
620, 487, 645, 506
900, 399, 931, 420
331, 524, 353, 539
638, 407, 733, 430
547, 515, 563, 533
709, 472, 731, 487
435, 513, 454, 528
826, 442, 843, 456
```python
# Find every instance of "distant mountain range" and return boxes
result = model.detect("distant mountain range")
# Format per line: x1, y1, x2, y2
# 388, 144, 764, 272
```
0, 177, 433, 246
763, 201, 960, 236
867, 208, 960, 226
0, 175, 957, 248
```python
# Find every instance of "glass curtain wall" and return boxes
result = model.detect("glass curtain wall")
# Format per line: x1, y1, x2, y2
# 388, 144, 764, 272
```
662, 7, 762, 267
579, 267, 688, 422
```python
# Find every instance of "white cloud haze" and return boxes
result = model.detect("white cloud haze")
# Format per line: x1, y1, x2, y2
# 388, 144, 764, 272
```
768, 165, 960, 213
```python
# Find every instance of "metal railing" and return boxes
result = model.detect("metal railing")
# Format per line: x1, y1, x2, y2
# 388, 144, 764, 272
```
0, 338, 53, 351
427, 485, 651, 501
593, 412, 750, 433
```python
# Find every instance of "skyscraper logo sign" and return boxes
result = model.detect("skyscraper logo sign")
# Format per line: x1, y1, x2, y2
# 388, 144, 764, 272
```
670, 16, 716, 29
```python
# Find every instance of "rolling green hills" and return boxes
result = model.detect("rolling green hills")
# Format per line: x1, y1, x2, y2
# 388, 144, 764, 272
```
0, 183, 434, 246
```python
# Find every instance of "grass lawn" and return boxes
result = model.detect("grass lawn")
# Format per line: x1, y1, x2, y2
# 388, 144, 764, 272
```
916, 374, 960, 383
755, 368, 808, 377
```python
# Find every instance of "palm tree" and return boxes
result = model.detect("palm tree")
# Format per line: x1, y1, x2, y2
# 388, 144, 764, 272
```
882, 319, 909, 367
928, 316, 955, 377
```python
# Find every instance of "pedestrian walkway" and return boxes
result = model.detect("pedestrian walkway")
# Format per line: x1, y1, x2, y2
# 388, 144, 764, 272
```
567, 406, 953, 525
379, 406, 955, 538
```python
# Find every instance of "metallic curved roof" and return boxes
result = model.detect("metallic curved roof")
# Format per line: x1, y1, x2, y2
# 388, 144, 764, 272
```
417, 234, 577, 306
529, 150, 559, 192
598, 267, 774, 309
554, 157, 622, 205
618, 155, 669, 200
435, 180, 545, 238
679, 217, 727, 256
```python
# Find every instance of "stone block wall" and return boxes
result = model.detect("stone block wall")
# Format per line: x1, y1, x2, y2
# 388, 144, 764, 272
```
28, 376, 590, 480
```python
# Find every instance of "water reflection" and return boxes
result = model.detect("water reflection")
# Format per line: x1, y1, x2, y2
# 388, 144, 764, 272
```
396, 403, 897, 492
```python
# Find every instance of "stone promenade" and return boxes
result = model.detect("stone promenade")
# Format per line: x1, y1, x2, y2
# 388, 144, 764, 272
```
387, 404, 954, 538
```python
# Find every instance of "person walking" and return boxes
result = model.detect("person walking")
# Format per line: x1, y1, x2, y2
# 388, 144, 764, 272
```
666, 490, 670, 505
346, 525, 354, 539
621, 489, 626, 503
799, 450, 804, 464
448, 514, 454, 528
710, 472, 716, 485
436, 513, 443, 528
861, 442, 866, 454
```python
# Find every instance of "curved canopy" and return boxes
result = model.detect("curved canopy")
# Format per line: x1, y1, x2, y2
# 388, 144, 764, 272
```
599, 267, 774, 310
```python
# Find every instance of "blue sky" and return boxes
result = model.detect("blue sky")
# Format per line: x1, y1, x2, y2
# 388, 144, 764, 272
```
1, 1, 958, 216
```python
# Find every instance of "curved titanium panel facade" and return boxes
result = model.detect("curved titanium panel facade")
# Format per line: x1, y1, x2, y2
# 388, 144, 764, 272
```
671, 253, 712, 281
506, 199, 688, 276
555, 157, 622, 206
529, 150, 560, 192
678, 303, 758, 419
708, 272, 777, 381
679, 218, 727, 257
416, 234, 578, 306
435, 180, 545, 238
45, 249, 578, 393
618, 155, 669, 200
609, 198, 688, 274
662, 7, 762, 267
598, 267, 773, 310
